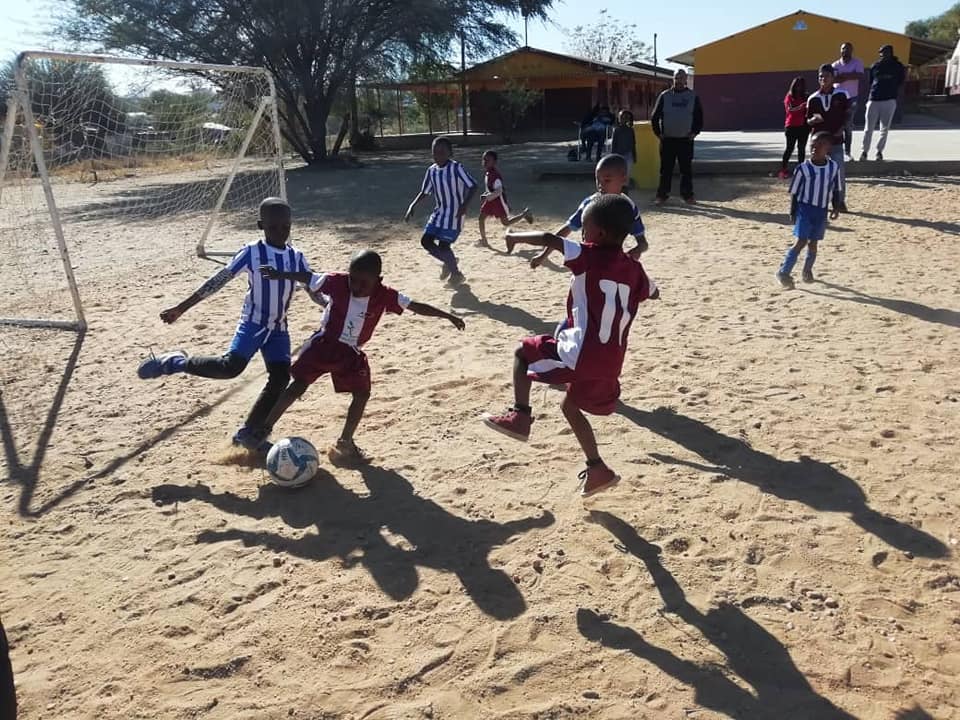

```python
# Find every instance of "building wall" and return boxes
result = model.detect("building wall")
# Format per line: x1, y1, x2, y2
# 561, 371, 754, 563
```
695, 12, 910, 76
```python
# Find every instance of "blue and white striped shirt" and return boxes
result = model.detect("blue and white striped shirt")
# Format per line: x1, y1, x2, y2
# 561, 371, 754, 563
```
421, 160, 477, 230
790, 158, 841, 209
226, 241, 311, 331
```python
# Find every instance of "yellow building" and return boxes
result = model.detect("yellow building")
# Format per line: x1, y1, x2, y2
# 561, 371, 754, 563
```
668, 10, 953, 129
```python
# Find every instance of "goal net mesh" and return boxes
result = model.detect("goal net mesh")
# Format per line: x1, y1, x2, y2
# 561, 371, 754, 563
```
0, 55, 284, 328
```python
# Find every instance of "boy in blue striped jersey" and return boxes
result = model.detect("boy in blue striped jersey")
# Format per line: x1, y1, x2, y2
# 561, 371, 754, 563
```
136, 197, 314, 449
404, 136, 478, 286
777, 132, 841, 289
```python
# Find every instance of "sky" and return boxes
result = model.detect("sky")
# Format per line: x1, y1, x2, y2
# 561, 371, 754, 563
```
0, 0, 952, 69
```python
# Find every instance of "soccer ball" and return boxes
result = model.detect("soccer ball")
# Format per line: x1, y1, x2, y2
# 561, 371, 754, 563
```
265, 437, 319, 488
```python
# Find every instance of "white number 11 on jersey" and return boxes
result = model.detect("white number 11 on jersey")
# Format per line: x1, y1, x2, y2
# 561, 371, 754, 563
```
598, 280, 632, 346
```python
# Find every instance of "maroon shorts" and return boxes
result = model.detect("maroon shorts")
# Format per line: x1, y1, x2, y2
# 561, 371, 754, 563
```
291, 336, 371, 393
480, 197, 508, 219
519, 335, 620, 416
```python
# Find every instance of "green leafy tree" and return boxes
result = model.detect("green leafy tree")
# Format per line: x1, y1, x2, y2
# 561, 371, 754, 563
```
564, 9, 653, 65
906, 3, 960, 45
59, 0, 556, 164
497, 80, 542, 143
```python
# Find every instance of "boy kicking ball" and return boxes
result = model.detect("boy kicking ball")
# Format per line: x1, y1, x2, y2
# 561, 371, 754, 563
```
482, 195, 659, 497
530, 153, 649, 268
253, 249, 465, 464
777, 131, 841, 289
137, 197, 313, 448
478, 150, 534, 247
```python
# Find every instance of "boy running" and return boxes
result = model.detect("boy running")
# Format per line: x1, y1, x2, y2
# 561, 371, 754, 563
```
530, 154, 648, 268
137, 198, 312, 448
253, 249, 465, 463
478, 150, 534, 246
404, 136, 478, 286
777, 132, 841, 289
483, 194, 659, 498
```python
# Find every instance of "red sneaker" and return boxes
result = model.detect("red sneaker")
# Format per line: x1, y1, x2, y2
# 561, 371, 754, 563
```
482, 408, 532, 442
777, 169, 789, 179
579, 462, 621, 498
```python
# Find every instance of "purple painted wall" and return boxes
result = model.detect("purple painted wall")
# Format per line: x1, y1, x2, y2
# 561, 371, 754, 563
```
696, 70, 877, 130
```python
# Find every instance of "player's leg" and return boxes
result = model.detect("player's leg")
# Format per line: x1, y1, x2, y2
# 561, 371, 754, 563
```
828, 142, 847, 210
504, 208, 534, 226
482, 343, 539, 441
560, 395, 619, 497
478, 213, 489, 246
327, 351, 373, 463
678, 139, 695, 202
434, 240, 463, 283
802, 240, 819, 283
778, 238, 808, 288
138, 321, 262, 380
0, 617, 16, 720
234, 329, 293, 448
261, 378, 311, 430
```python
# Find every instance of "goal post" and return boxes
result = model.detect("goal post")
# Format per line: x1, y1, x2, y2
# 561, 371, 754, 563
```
0, 51, 287, 332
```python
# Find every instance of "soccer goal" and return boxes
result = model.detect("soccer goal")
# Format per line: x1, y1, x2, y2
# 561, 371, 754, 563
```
0, 51, 286, 332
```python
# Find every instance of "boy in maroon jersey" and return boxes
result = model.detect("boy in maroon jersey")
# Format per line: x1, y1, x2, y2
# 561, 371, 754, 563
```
478, 150, 534, 246
256, 250, 465, 463
807, 64, 850, 211
482, 194, 660, 497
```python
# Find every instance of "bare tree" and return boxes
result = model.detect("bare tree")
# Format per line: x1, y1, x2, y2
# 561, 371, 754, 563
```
564, 10, 653, 66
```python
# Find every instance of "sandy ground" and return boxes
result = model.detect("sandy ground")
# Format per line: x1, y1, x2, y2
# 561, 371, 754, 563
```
1, 147, 959, 720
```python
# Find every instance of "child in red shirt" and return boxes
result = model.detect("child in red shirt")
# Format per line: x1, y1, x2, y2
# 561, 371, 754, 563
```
478, 150, 534, 247
780, 76, 809, 179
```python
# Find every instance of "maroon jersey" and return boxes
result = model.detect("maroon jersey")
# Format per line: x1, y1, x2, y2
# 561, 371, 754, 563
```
483, 168, 506, 204
307, 272, 410, 348
807, 89, 849, 143
556, 238, 655, 379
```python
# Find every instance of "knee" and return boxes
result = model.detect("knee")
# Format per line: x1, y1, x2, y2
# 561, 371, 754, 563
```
221, 352, 249, 378
420, 235, 435, 251
352, 390, 371, 403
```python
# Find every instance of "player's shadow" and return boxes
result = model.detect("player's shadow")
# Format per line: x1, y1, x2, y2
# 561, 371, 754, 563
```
153, 464, 554, 620
616, 403, 947, 559
846, 210, 959, 236
0, 330, 84, 517
450, 283, 557, 336
802, 281, 960, 329
579, 511, 857, 719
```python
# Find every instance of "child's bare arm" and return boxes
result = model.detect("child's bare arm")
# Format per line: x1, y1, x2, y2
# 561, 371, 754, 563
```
627, 233, 648, 260
404, 192, 427, 221
407, 301, 466, 331
505, 230, 565, 257
160, 267, 234, 323
260, 266, 312, 283
530, 224, 573, 267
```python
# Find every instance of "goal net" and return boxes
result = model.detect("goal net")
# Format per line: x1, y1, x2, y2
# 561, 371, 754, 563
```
0, 51, 286, 332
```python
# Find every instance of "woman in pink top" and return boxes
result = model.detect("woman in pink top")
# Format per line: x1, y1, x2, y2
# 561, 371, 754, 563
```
779, 77, 809, 179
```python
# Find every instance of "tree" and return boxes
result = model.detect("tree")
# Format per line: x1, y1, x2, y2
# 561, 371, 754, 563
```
496, 80, 542, 143
59, 0, 556, 164
906, 3, 960, 45
564, 10, 653, 66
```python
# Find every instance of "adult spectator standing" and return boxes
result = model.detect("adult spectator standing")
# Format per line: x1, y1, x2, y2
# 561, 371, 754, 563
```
652, 69, 703, 205
779, 76, 810, 179
832, 42, 865, 162
860, 45, 906, 161
808, 64, 849, 211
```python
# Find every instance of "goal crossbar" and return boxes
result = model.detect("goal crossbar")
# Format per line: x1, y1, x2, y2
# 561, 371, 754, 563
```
0, 51, 287, 333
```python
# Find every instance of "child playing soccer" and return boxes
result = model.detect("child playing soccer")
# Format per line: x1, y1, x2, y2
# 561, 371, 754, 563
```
404, 136, 478, 286
530, 154, 648, 268
776, 131, 841, 289
254, 249, 465, 463
477, 150, 534, 246
482, 194, 660, 497
137, 197, 313, 448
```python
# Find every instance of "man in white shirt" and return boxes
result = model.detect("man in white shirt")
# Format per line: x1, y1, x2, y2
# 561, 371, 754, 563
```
832, 42, 865, 162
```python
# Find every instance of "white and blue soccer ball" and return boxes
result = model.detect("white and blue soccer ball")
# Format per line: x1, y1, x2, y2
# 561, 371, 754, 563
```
265, 437, 319, 488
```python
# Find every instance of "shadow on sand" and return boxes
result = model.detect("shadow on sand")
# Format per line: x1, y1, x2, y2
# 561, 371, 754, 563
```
152, 464, 554, 619
616, 403, 947, 559
579, 510, 856, 719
